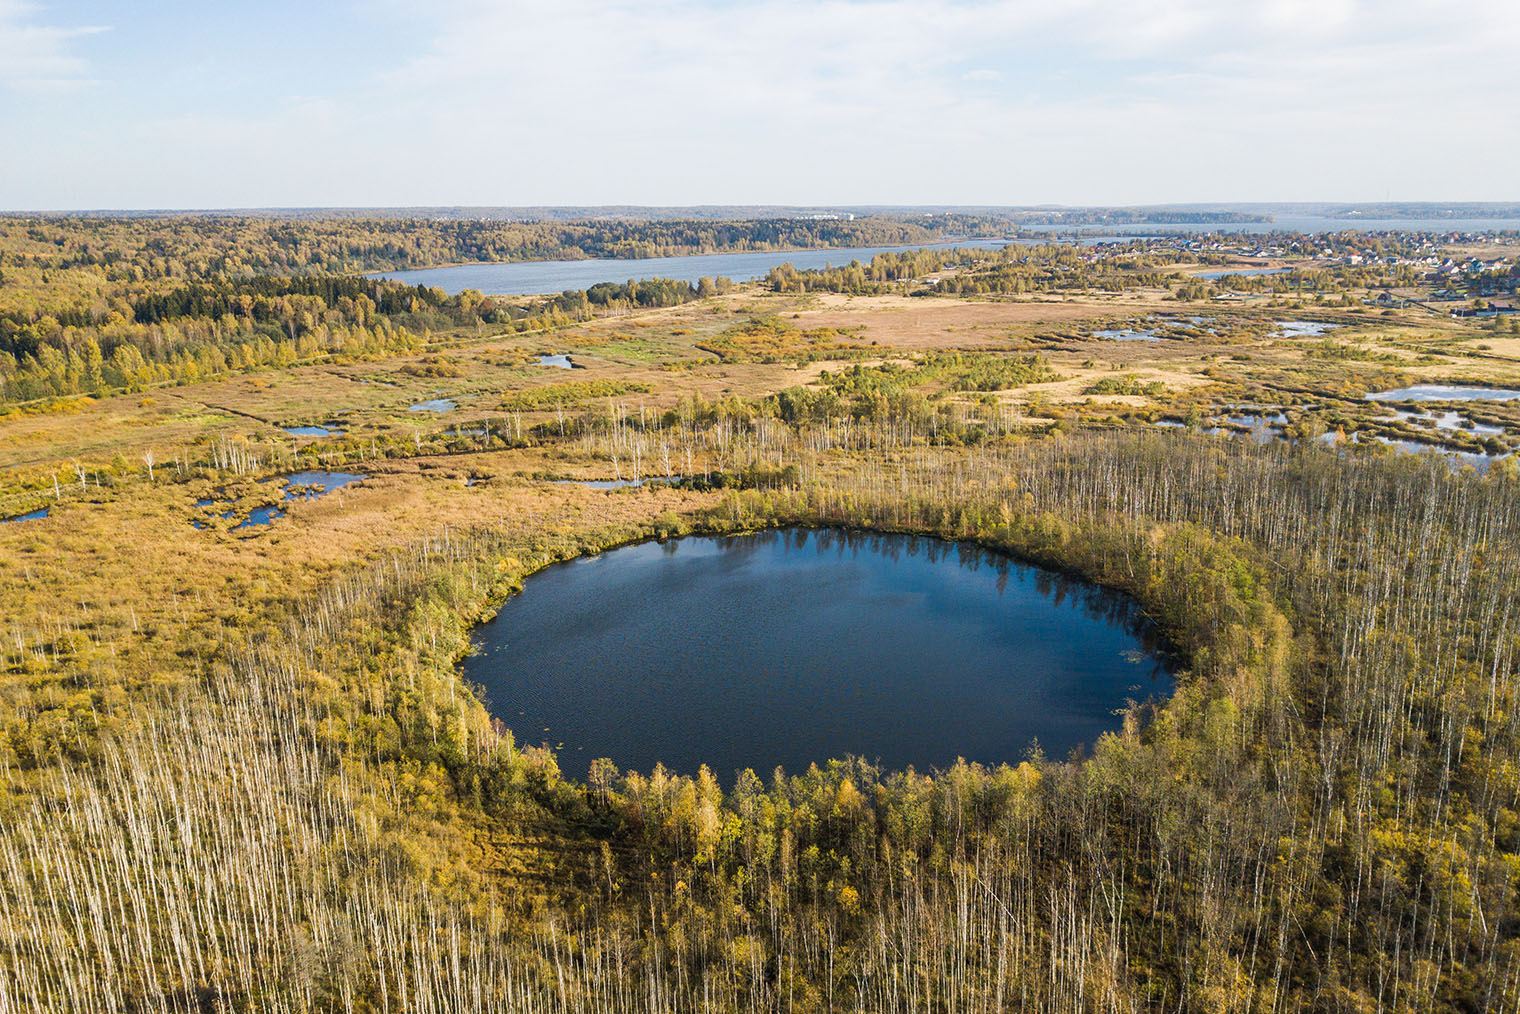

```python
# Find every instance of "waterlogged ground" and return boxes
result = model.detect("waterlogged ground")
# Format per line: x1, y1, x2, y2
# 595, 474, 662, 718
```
551, 476, 681, 489
189, 472, 368, 530
466, 528, 1173, 779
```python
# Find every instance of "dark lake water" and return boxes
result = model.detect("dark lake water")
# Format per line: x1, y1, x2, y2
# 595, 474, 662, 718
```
369, 240, 1012, 296
465, 529, 1173, 781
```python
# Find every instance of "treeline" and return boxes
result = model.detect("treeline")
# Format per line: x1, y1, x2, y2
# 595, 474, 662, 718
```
761, 242, 1465, 302
0, 268, 717, 405
542, 275, 730, 316
3, 321, 422, 403
0, 267, 453, 403
764, 355, 1055, 427
1205, 262, 1428, 296
126, 274, 474, 326
767, 244, 1190, 296
0, 214, 1008, 280
1007, 207, 1267, 225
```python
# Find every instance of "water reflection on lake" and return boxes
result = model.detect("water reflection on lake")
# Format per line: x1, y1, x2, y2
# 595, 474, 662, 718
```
465, 528, 1174, 780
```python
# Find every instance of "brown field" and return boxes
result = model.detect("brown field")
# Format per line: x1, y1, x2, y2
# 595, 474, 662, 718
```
4, 284, 1519, 700
4, 287, 1518, 481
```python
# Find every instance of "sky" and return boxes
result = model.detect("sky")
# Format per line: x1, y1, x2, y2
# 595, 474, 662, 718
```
1, 0, 1517, 210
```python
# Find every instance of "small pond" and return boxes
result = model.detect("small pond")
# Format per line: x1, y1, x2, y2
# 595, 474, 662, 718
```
1, 508, 48, 524
1365, 436, 1512, 471
409, 398, 457, 413
203, 473, 367, 531
1384, 408, 1503, 437
1366, 385, 1520, 403
1153, 415, 1511, 469
1273, 321, 1342, 337
234, 506, 285, 529
284, 425, 345, 437
1093, 328, 1162, 341
536, 354, 577, 369
1223, 407, 1290, 429
277, 471, 367, 500
465, 529, 1174, 780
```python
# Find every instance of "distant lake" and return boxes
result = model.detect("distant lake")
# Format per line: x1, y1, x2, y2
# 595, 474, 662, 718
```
369, 240, 1012, 295
1367, 385, 1520, 402
1024, 215, 1520, 237
366, 212, 1520, 298
465, 528, 1174, 781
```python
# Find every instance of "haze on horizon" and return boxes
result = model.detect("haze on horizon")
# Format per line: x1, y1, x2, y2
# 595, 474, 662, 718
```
3, 0, 1517, 212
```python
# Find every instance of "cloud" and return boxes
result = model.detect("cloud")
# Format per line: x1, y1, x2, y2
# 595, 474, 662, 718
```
6, 0, 1519, 206
347, 0, 1515, 200
0, 0, 108, 90
379, 0, 1517, 125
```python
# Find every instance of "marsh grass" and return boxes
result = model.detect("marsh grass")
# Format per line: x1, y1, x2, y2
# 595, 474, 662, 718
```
6, 428, 1520, 1010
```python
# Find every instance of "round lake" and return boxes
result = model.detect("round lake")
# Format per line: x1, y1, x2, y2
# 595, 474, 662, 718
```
465, 529, 1174, 780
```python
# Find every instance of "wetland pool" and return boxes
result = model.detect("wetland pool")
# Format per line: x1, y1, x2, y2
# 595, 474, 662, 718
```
410, 398, 457, 413
465, 529, 1174, 780
1367, 385, 1520, 403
